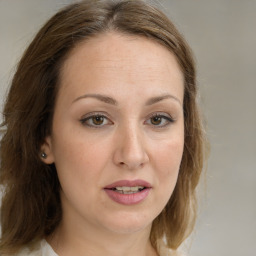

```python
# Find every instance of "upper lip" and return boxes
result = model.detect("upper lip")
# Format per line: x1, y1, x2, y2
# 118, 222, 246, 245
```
104, 179, 152, 189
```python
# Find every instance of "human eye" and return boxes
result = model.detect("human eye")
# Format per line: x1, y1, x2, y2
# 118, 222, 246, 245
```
145, 112, 175, 128
79, 112, 113, 128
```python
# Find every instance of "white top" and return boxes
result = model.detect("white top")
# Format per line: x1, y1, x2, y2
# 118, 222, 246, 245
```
15, 240, 57, 256
15, 239, 184, 256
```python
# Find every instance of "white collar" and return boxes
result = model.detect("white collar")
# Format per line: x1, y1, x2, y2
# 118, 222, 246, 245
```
41, 239, 58, 256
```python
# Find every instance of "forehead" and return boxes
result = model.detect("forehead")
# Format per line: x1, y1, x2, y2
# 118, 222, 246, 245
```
58, 32, 184, 102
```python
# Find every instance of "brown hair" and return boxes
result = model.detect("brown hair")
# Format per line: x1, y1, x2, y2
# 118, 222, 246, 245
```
0, 0, 206, 254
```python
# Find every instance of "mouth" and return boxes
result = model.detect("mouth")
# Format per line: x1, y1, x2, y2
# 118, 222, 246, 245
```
104, 180, 152, 205
104, 179, 152, 191
110, 186, 146, 194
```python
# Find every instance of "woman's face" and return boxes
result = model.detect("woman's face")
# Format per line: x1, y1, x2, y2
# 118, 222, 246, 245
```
43, 32, 184, 235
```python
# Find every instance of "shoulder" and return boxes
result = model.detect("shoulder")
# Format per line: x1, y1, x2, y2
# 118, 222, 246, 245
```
14, 240, 57, 256
14, 245, 41, 256
158, 244, 188, 256
160, 251, 188, 256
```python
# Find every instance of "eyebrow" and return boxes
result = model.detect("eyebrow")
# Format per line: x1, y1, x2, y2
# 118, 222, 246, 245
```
145, 94, 181, 106
72, 93, 182, 106
73, 94, 117, 105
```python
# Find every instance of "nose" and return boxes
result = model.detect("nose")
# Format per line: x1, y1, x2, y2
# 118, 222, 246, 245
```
113, 125, 149, 170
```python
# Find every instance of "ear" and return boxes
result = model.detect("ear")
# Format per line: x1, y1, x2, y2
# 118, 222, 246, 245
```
40, 136, 55, 164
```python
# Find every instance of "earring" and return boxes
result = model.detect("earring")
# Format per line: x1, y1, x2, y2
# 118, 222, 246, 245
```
41, 152, 47, 159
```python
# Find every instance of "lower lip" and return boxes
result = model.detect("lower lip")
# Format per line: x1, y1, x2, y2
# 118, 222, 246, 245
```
104, 188, 151, 205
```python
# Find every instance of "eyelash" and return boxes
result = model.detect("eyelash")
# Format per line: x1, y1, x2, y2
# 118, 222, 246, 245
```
145, 113, 175, 128
79, 112, 175, 128
79, 112, 112, 128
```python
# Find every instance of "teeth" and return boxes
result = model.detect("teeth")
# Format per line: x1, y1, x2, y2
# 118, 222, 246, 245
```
115, 186, 144, 194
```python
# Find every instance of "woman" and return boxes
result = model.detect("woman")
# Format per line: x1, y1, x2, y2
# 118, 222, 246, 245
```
0, 0, 206, 255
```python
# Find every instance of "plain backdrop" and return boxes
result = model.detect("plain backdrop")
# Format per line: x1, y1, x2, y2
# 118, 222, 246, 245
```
0, 1, 255, 256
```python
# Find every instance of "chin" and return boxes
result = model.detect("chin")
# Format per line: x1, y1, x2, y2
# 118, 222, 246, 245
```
101, 210, 154, 235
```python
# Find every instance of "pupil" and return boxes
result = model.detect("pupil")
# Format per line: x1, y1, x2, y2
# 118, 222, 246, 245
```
93, 116, 103, 125
152, 117, 161, 125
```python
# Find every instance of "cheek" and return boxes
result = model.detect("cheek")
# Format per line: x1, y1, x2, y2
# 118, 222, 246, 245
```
51, 130, 114, 196
52, 138, 110, 208
153, 137, 184, 191
155, 136, 184, 168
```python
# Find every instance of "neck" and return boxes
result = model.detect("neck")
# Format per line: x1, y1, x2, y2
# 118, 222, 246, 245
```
47, 217, 158, 256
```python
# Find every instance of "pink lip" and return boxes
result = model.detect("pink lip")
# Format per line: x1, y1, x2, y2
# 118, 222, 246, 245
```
104, 179, 152, 205
104, 179, 152, 189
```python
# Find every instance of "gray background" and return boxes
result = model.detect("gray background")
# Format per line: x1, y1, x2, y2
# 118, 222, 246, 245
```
0, 1, 255, 256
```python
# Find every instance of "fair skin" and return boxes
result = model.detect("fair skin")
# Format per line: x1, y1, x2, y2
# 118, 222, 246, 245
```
42, 32, 184, 256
